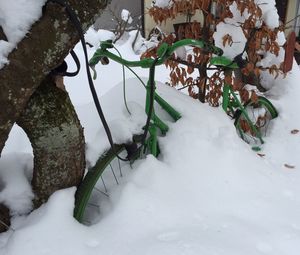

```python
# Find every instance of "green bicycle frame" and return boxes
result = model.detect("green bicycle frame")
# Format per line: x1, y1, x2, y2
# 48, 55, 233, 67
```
89, 39, 223, 156
89, 39, 223, 68
210, 56, 264, 144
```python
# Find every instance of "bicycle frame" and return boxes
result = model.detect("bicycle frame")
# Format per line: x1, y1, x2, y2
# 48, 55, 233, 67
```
90, 39, 275, 152
89, 39, 223, 156
210, 56, 264, 144
73, 39, 278, 223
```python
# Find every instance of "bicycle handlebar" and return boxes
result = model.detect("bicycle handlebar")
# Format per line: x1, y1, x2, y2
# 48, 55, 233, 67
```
89, 39, 224, 74
209, 56, 239, 69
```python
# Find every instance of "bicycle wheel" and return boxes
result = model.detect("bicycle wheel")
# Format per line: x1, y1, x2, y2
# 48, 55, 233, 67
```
74, 135, 143, 225
234, 96, 278, 146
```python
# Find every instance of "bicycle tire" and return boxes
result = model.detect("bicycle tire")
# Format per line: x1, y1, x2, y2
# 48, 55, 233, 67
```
74, 135, 143, 224
234, 96, 278, 145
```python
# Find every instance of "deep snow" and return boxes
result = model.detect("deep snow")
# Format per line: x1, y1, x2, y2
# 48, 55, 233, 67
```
0, 33, 300, 254
1, 1, 300, 254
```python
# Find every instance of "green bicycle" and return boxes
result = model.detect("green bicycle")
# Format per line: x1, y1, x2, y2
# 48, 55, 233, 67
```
210, 56, 278, 148
73, 39, 278, 224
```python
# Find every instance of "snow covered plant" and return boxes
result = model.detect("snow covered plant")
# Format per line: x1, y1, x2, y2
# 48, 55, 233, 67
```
152, 0, 174, 9
147, 0, 285, 105
107, 8, 138, 44
150, 0, 201, 23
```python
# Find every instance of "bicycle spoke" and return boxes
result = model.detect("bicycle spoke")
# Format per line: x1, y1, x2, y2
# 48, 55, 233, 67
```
101, 176, 108, 193
94, 186, 109, 197
109, 163, 119, 185
74, 136, 144, 224
118, 158, 122, 177
87, 203, 100, 208
235, 98, 275, 146
264, 113, 271, 136
82, 220, 92, 225
0, 219, 13, 232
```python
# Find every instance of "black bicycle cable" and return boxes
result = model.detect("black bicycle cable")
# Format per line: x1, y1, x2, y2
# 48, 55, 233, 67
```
64, 50, 81, 77
51, 49, 80, 77
48, 0, 130, 161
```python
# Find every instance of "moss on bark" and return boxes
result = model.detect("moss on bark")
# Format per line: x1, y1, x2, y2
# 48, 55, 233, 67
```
17, 77, 85, 207
0, 0, 110, 232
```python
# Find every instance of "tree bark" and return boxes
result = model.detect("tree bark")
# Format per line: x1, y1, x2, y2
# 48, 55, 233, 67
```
0, 26, 7, 41
0, 0, 110, 232
0, 0, 109, 155
17, 77, 85, 207
198, 14, 211, 103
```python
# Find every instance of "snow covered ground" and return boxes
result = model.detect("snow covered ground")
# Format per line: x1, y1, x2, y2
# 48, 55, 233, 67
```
0, 30, 300, 254
1, 1, 300, 254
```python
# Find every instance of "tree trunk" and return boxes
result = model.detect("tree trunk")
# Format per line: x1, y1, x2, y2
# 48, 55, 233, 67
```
17, 77, 85, 207
198, 12, 211, 103
0, 0, 109, 155
0, 76, 86, 231
0, 26, 7, 42
0, 0, 110, 232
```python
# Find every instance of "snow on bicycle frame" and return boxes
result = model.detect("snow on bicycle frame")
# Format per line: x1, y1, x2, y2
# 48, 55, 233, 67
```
88, 39, 223, 157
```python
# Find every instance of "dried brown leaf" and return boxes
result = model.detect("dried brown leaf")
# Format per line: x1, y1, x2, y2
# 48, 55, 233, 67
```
284, 164, 295, 169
